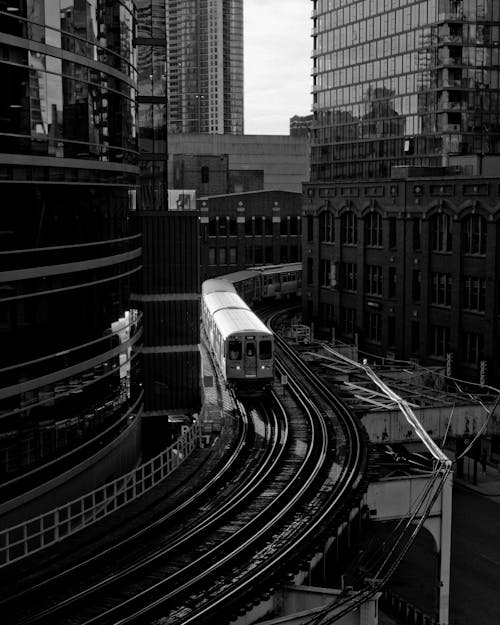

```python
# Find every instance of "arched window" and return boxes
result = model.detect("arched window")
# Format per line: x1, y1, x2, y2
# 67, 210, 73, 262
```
462, 214, 486, 255
319, 210, 334, 242
365, 211, 383, 247
341, 211, 358, 244
208, 218, 217, 236
430, 213, 452, 252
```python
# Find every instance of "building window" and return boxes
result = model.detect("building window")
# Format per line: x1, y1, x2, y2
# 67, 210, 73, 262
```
341, 307, 356, 337
431, 273, 452, 307
255, 247, 263, 264
430, 325, 450, 358
341, 211, 358, 244
264, 217, 273, 235
340, 262, 357, 291
388, 316, 396, 347
255, 217, 263, 235
218, 217, 228, 235
320, 210, 334, 242
208, 218, 217, 236
229, 218, 237, 235
320, 259, 332, 287
290, 245, 300, 261
430, 213, 452, 252
462, 214, 486, 255
411, 321, 420, 353
307, 258, 314, 284
319, 303, 334, 329
389, 217, 397, 249
201, 166, 209, 183
413, 218, 421, 251
245, 218, 253, 235
365, 311, 382, 343
365, 211, 383, 247
281, 218, 288, 236
208, 247, 216, 265
290, 216, 300, 235
265, 245, 273, 263
412, 270, 421, 301
366, 265, 383, 296
280, 245, 288, 262
462, 332, 484, 365
306, 215, 313, 241
229, 246, 237, 264
463, 276, 486, 312
218, 247, 227, 264
388, 267, 396, 298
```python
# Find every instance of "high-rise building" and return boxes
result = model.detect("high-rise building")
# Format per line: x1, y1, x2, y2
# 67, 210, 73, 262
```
0, 0, 143, 501
304, 0, 500, 384
166, 0, 244, 134
311, 0, 500, 180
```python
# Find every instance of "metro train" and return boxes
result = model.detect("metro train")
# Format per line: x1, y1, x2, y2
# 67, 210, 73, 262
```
221, 262, 302, 307
202, 278, 274, 394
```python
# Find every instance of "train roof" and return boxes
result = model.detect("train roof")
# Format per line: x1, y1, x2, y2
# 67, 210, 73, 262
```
253, 262, 302, 275
214, 307, 272, 340
202, 278, 237, 296
204, 291, 249, 316
220, 269, 261, 284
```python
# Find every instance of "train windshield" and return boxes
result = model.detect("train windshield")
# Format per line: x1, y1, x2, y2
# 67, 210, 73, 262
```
228, 340, 242, 360
246, 342, 256, 357
259, 340, 272, 360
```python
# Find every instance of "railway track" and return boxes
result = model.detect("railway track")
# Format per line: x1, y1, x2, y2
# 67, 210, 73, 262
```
2, 318, 368, 625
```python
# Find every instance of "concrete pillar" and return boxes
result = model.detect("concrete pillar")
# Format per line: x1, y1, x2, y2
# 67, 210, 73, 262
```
438, 471, 453, 625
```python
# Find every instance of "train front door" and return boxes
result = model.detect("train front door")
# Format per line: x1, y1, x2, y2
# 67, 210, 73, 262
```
244, 339, 258, 377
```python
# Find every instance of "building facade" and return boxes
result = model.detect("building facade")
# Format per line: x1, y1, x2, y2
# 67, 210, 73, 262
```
168, 133, 310, 194
0, 1, 143, 492
290, 114, 313, 137
311, 0, 500, 180
135, 1, 201, 451
166, 0, 244, 134
200, 191, 303, 280
305, 0, 500, 385
303, 173, 500, 384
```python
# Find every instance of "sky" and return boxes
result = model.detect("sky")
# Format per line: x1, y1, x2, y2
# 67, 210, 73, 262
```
244, 0, 312, 135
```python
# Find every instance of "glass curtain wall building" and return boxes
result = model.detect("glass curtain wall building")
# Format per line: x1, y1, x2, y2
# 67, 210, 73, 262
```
311, 0, 500, 180
0, 0, 143, 490
166, 0, 243, 134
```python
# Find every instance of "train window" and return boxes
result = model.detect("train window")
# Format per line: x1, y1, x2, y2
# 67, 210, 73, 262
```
260, 340, 272, 360
246, 342, 256, 357
228, 340, 242, 360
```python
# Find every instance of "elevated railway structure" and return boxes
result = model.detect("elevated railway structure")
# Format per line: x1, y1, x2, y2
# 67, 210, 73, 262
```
0, 264, 475, 625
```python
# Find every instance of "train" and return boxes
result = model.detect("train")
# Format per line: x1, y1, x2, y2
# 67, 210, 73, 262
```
201, 278, 275, 394
220, 262, 302, 307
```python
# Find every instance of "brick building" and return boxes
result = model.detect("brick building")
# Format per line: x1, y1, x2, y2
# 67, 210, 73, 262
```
303, 171, 500, 385
199, 190, 303, 280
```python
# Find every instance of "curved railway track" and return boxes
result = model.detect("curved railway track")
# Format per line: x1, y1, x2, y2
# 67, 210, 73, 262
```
2, 314, 369, 625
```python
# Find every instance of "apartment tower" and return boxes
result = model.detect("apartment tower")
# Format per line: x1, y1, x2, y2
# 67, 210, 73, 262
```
166, 0, 244, 134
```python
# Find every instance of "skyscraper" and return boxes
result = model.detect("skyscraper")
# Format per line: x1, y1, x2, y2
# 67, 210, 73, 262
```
166, 0, 244, 134
311, 0, 500, 180
0, 0, 143, 496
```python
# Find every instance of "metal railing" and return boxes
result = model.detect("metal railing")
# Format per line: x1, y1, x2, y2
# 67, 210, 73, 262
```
0, 420, 201, 567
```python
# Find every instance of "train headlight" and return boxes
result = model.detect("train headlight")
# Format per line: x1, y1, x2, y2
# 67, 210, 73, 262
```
236, 365, 241, 370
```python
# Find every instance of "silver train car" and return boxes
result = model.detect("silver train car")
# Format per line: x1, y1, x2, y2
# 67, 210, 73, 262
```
202, 279, 274, 394
221, 262, 302, 306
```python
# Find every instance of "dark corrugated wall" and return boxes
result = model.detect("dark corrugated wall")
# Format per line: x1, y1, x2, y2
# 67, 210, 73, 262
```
133, 211, 201, 413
